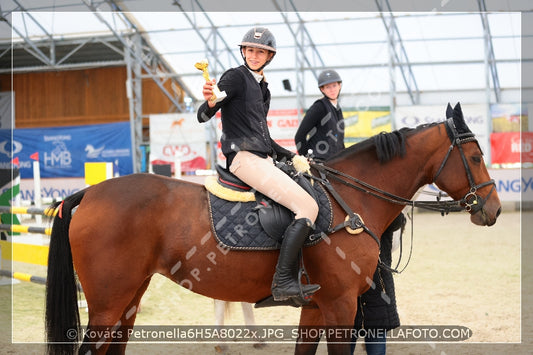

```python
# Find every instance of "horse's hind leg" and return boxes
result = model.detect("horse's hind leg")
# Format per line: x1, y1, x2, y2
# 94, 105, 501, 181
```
213, 300, 230, 352
214, 299, 227, 326
241, 302, 256, 326
239, 302, 267, 350
107, 277, 152, 354
79, 277, 152, 355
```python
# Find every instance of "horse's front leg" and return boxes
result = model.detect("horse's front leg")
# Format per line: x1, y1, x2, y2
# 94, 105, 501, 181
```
321, 295, 358, 355
295, 302, 323, 355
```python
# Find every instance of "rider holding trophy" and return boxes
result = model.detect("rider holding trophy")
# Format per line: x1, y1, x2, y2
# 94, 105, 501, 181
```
196, 27, 320, 304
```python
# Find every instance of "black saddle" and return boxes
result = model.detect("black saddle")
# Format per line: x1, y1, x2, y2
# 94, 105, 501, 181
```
215, 165, 251, 191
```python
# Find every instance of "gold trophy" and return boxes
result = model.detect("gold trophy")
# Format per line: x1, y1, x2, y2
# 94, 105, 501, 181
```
195, 59, 226, 104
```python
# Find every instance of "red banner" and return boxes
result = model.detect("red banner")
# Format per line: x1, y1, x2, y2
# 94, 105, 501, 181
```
490, 132, 533, 164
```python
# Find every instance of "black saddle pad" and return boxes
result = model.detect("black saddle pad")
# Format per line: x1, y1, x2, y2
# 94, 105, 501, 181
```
206, 182, 333, 251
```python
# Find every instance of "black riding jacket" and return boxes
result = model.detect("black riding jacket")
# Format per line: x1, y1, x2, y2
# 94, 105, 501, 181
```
197, 65, 294, 167
294, 96, 345, 160
354, 214, 405, 332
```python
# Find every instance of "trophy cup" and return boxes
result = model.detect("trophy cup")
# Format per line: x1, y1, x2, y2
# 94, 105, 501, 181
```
194, 59, 226, 104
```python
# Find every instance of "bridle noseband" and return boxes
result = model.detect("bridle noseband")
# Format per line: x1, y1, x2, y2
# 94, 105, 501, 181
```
433, 118, 496, 213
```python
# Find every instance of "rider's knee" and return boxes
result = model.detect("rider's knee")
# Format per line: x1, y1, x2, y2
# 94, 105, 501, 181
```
296, 197, 319, 223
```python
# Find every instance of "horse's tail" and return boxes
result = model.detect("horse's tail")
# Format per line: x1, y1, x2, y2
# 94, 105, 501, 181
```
45, 188, 87, 355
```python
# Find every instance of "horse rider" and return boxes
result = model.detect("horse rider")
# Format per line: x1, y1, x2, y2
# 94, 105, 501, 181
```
196, 27, 320, 303
294, 69, 345, 160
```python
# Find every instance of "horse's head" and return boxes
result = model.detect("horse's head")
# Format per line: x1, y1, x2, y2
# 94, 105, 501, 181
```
432, 102, 501, 226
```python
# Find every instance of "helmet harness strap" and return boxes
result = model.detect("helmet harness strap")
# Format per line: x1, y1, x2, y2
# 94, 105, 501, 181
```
240, 47, 274, 73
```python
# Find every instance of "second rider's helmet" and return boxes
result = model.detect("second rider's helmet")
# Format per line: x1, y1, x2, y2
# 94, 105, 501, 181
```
318, 69, 342, 88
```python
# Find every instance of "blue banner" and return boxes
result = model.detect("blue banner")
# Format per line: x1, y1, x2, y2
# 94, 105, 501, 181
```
0, 122, 133, 178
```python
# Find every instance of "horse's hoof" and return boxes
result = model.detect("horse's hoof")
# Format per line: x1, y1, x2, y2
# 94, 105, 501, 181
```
214, 344, 228, 353
253, 342, 268, 349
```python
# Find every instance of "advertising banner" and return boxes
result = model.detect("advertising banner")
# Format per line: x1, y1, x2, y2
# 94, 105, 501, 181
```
490, 103, 527, 132
490, 132, 533, 165
212, 109, 300, 167
149, 113, 207, 172
342, 108, 391, 145
11, 167, 529, 204
417, 168, 527, 202
266, 108, 301, 153
0, 122, 132, 178
395, 104, 489, 156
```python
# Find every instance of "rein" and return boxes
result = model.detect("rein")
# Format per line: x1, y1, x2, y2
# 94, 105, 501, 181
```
312, 164, 465, 214
305, 117, 496, 274
309, 165, 416, 274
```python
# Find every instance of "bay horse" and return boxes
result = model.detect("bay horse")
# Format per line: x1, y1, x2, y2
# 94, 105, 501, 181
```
45, 103, 501, 354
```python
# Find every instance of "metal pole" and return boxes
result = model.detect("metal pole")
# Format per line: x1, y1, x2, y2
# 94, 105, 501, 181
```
482, 16, 493, 166
386, 15, 397, 129
125, 34, 143, 173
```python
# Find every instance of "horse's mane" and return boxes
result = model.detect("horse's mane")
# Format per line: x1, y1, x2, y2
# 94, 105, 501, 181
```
329, 103, 470, 164
330, 123, 439, 164
373, 128, 409, 163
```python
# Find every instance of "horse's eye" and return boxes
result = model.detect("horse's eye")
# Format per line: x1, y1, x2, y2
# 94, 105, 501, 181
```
471, 155, 482, 164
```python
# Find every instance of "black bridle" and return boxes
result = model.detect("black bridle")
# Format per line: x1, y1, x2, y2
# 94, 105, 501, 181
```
433, 117, 497, 214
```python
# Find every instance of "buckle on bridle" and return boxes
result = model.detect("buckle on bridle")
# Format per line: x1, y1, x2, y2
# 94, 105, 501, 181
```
463, 188, 480, 212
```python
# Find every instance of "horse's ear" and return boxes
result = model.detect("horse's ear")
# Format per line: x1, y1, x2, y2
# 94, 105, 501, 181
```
453, 102, 464, 120
452, 102, 471, 134
446, 103, 453, 118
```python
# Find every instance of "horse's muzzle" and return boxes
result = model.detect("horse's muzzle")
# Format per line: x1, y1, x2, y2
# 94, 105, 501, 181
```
471, 205, 501, 226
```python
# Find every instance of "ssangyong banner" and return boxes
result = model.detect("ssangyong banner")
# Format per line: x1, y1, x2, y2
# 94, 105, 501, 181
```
418, 168, 528, 202
149, 113, 207, 172
394, 104, 489, 156
0, 121, 133, 178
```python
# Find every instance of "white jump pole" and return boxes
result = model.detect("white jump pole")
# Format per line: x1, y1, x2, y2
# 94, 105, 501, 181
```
33, 160, 42, 224
174, 151, 182, 179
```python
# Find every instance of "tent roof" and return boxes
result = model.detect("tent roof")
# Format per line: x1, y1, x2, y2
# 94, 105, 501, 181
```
0, 1, 530, 107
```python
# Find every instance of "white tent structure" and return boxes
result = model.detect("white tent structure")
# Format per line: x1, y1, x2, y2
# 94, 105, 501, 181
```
0, 0, 531, 170
2, 1, 530, 105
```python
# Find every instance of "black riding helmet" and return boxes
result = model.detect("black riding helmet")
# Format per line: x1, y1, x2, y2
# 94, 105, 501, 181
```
239, 27, 276, 72
318, 69, 342, 100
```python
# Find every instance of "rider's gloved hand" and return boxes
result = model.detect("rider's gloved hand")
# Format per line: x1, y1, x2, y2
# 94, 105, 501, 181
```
292, 155, 311, 175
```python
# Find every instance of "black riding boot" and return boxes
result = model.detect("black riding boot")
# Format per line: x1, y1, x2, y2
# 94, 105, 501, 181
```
271, 218, 320, 301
